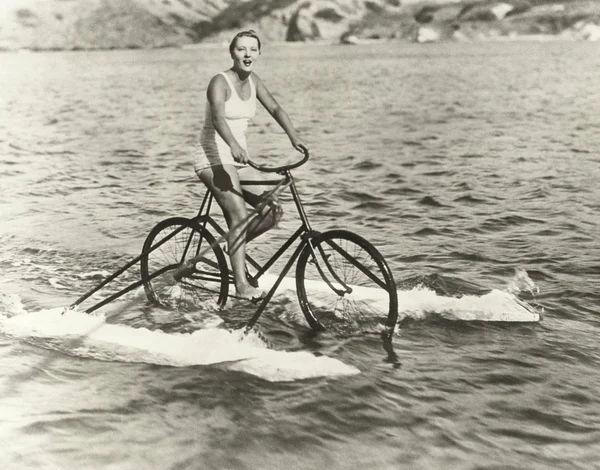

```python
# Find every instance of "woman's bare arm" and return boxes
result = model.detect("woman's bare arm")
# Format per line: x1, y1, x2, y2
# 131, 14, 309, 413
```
254, 73, 308, 153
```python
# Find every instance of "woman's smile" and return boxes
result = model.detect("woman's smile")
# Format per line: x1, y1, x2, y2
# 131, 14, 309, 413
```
232, 36, 260, 71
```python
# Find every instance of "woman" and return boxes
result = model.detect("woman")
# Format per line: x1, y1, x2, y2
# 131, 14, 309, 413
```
191, 30, 308, 301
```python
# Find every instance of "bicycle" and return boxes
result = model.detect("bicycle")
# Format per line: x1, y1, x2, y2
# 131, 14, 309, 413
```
68, 150, 398, 338
138, 150, 399, 337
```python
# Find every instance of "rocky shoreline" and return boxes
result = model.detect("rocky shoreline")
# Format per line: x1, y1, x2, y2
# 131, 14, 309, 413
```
1, 0, 599, 52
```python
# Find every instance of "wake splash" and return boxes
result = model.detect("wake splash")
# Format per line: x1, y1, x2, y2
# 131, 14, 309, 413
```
266, 272, 541, 323
0, 269, 539, 382
397, 287, 540, 322
0, 297, 359, 383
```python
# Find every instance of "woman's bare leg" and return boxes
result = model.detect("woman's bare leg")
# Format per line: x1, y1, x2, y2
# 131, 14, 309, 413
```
198, 164, 262, 299
238, 166, 283, 242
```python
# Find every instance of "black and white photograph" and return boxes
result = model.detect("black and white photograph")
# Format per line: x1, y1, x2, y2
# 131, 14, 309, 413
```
1, 0, 599, 468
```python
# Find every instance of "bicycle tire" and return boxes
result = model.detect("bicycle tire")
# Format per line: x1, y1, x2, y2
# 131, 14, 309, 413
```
296, 230, 398, 336
140, 217, 229, 311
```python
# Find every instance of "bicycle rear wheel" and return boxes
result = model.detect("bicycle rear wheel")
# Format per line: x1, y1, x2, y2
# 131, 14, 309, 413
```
140, 217, 229, 311
296, 230, 398, 336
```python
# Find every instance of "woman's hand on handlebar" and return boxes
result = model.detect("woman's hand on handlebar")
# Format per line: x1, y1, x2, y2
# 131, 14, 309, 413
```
231, 143, 249, 164
290, 136, 308, 155
247, 148, 309, 173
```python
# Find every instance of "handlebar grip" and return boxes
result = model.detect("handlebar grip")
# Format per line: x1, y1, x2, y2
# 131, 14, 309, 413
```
248, 149, 309, 173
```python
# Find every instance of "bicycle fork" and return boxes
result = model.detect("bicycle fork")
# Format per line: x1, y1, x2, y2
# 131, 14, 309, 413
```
305, 235, 353, 297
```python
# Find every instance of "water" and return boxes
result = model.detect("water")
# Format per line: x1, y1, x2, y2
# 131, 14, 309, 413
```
1, 41, 599, 469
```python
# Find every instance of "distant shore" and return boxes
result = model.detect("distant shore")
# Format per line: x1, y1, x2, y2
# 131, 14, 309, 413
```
2, 33, 597, 54
1, 0, 599, 52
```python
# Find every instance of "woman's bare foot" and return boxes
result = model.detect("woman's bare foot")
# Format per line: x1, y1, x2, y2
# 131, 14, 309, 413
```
235, 284, 265, 301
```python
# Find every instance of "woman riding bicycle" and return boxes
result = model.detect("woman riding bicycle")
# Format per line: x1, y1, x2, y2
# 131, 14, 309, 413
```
191, 30, 308, 301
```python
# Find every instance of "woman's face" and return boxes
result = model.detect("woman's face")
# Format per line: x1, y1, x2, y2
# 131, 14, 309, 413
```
231, 36, 260, 73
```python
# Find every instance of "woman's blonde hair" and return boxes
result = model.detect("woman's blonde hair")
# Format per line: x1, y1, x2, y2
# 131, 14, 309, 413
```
229, 30, 261, 54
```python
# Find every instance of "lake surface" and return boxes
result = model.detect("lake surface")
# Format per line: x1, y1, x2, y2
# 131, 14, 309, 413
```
1, 41, 599, 469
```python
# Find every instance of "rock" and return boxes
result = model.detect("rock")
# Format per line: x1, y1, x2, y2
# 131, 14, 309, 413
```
414, 6, 437, 24
286, 3, 326, 41
285, 0, 400, 42
339, 31, 388, 44
460, 3, 506, 22
414, 4, 463, 24
582, 23, 600, 41
0, 0, 209, 50
340, 32, 360, 44
285, 1, 356, 42
417, 26, 441, 43
490, 3, 515, 20
572, 21, 600, 41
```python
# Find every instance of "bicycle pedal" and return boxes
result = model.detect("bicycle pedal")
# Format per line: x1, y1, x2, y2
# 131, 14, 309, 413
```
246, 270, 258, 288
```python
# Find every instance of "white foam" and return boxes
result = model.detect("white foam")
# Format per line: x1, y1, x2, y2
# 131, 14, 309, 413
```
78, 270, 112, 279
397, 287, 540, 322
228, 351, 359, 382
258, 273, 540, 323
0, 306, 359, 382
0, 293, 27, 317
0, 271, 539, 381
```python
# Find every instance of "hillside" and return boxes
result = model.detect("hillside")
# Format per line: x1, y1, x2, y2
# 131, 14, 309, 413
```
1, 0, 599, 51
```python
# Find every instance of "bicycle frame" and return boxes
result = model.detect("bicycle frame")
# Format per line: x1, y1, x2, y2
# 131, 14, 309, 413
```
67, 150, 390, 335
193, 167, 350, 333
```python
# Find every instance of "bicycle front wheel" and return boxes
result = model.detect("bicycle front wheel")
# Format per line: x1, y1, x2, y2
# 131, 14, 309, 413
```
296, 230, 398, 336
140, 217, 229, 311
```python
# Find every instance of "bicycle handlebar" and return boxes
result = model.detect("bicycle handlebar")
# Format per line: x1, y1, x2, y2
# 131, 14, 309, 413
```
248, 149, 309, 173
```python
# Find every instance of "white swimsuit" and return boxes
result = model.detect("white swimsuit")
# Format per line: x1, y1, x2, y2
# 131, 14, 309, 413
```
193, 72, 257, 173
